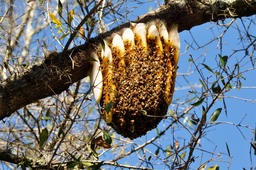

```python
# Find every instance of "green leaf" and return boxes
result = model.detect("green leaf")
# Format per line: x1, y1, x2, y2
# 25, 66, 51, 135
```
67, 9, 74, 25
39, 128, 49, 147
237, 73, 243, 78
225, 82, 232, 91
199, 79, 207, 91
188, 119, 198, 126
41, 109, 51, 121
207, 164, 219, 170
202, 63, 214, 74
180, 151, 186, 160
185, 44, 190, 51
46, 108, 51, 117
82, 161, 94, 168
59, 32, 70, 40
236, 80, 242, 90
105, 102, 114, 113
201, 106, 207, 125
41, 116, 51, 121
57, 0, 63, 16
211, 82, 222, 94
198, 164, 207, 170
220, 75, 225, 86
49, 12, 62, 26
155, 128, 160, 137
86, 18, 93, 27
169, 110, 175, 116
210, 108, 222, 123
166, 146, 172, 157
57, 28, 64, 34
103, 131, 112, 145
188, 114, 199, 126
215, 71, 220, 77
155, 147, 160, 156
191, 97, 205, 106
219, 54, 228, 68
67, 161, 78, 169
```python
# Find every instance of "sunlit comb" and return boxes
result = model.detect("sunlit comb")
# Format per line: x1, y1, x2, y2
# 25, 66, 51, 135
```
90, 20, 180, 139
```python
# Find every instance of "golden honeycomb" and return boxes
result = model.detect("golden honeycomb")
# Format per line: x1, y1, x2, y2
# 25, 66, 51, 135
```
90, 20, 180, 139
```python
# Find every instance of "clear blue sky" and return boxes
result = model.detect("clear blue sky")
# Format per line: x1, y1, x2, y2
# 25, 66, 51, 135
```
176, 21, 256, 169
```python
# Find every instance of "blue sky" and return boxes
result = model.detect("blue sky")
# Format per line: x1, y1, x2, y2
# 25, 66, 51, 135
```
176, 21, 256, 169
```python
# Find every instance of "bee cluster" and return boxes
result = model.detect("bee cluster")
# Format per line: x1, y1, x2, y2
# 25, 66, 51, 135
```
90, 20, 180, 139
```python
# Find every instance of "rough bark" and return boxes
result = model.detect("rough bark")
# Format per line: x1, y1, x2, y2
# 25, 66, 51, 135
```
0, 0, 256, 120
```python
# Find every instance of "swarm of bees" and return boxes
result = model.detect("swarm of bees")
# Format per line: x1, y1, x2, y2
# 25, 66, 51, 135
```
89, 20, 180, 139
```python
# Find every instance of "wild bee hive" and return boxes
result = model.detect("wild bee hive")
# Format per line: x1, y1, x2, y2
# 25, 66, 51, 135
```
90, 20, 180, 139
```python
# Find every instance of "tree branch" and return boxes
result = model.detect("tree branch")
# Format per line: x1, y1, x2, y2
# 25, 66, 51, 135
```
0, 0, 256, 120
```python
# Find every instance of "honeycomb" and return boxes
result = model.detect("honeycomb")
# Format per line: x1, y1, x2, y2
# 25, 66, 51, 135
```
90, 20, 180, 139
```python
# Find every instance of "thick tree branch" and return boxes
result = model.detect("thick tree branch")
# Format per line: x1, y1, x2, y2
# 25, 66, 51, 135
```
0, 0, 256, 120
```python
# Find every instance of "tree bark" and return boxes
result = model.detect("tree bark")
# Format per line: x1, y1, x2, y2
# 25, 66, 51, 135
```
0, 0, 256, 120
